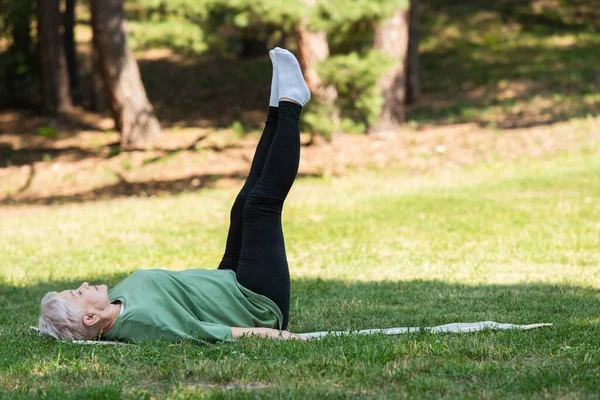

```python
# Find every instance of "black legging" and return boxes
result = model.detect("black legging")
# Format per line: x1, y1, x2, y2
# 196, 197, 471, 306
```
218, 101, 302, 329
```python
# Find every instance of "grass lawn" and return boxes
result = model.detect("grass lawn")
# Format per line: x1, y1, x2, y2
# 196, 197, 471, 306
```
1, 149, 599, 398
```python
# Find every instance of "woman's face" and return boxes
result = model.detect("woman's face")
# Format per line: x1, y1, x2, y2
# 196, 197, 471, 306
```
59, 282, 110, 313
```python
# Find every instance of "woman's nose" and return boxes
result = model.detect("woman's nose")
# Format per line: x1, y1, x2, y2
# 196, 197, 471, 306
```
80, 282, 89, 289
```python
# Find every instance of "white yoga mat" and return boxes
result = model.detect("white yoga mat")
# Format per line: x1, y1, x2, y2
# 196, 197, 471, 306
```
31, 321, 552, 345
298, 321, 553, 339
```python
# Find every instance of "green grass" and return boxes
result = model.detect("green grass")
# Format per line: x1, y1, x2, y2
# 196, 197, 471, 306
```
1, 150, 599, 398
404, 0, 600, 126
414, 1, 600, 127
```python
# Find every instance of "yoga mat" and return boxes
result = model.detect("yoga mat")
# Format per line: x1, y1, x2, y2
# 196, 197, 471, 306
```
298, 321, 553, 339
31, 321, 552, 345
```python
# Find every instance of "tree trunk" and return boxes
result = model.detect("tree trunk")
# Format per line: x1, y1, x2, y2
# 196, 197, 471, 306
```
6, 3, 34, 106
90, 44, 107, 113
405, 0, 421, 105
38, 0, 72, 115
63, 0, 80, 101
12, 3, 34, 64
369, 9, 410, 134
90, 0, 161, 148
294, 0, 339, 139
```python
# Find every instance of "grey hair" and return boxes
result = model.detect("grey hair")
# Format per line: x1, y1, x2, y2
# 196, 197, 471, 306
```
38, 292, 94, 340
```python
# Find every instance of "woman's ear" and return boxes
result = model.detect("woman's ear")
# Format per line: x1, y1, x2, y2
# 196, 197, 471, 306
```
82, 313, 100, 327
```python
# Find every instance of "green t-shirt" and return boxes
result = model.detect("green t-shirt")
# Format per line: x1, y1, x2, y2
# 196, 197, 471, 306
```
101, 269, 283, 343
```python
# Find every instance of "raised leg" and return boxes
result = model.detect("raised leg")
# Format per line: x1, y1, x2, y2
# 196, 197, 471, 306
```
218, 50, 280, 271
235, 101, 302, 330
218, 107, 279, 271
234, 48, 311, 330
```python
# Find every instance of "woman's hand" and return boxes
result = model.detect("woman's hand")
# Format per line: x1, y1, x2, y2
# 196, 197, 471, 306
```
230, 327, 308, 340
278, 330, 309, 340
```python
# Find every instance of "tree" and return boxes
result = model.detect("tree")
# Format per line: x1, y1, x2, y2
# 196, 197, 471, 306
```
1, 0, 37, 107
369, 7, 410, 134
405, 0, 420, 105
90, 45, 106, 113
294, 0, 339, 138
90, 0, 161, 148
38, 0, 72, 115
63, 0, 80, 101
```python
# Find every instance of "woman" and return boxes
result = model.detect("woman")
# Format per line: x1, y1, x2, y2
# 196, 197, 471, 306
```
38, 47, 311, 343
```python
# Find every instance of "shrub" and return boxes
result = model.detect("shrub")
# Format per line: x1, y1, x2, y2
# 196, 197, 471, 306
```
317, 50, 395, 134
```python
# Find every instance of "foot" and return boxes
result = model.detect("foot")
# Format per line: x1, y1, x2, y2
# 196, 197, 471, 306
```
269, 50, 279, 107
274, 47, 311, 107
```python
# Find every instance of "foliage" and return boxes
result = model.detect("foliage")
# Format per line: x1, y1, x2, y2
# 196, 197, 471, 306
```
204, 0, 306, 28
124, 0, 408, 56
127, 17, 207, 55
317, 50, 395, 133
1, 151, 600, 397
127, 0, 407, 30
316, 0, 408, 26
310, 0, 408, 49
0, 0, 38, 107
299, 99, 338, 140
301, 50, 397, 138
128, 0, 305, 25
126, 0, 305, 54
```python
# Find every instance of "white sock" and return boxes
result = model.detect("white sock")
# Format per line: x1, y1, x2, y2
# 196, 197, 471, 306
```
269, 50, 279, 107
274, 47, 311, 106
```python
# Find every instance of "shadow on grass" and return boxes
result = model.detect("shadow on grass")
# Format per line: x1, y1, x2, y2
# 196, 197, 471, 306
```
0, 170, 322, 206
414, 0, 600, 128
0, 107, 115, 136
0, 142, 121, 167
0, 132, 231, 167
414, 38, 600, 126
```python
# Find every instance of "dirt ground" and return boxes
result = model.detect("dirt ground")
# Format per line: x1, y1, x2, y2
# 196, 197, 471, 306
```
1, 105, 598, 206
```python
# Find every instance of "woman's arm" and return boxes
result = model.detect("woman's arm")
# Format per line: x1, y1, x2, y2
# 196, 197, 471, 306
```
230, 327, 307, 340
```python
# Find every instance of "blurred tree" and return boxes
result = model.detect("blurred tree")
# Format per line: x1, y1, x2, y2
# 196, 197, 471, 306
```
38, 0, 72, 115
90, 0, 161, 148
405, 0, 420, 105
63, 0, 80, 101
369, 6, 409, 134
0, 0, 38, 107
90, 45, 106, 113
294, 0, 339, 139
11, 5, 33, 66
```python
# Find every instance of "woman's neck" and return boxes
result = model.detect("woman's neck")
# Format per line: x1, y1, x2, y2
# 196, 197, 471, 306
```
101, 302, 122, 334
